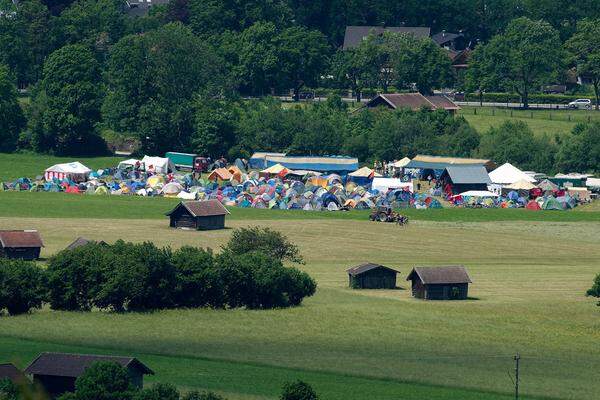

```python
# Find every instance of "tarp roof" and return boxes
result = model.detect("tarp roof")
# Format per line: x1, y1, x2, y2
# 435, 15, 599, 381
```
505, 179, 536, 190
265, 155, 359, 172
444, 166, 491, 184
391, 157, 411, 168
489, 163, 536, 185
406, 155, 494, 170
261, 163, 288, 174
348, 166, 381, 178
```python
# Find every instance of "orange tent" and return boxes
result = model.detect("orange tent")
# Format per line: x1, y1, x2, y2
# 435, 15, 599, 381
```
208, 168, 233, 182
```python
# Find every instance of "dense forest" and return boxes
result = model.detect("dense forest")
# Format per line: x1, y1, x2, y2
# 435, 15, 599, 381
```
0, 0, 599, 173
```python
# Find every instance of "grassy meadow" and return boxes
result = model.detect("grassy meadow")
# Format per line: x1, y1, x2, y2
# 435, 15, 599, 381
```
0, 193, 599, 400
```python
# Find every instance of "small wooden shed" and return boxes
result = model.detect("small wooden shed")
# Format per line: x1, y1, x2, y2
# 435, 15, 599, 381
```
406, 266, 472, 300
0, 363, 27, 384
65, 237, 108, 251
0, 230, 44, 260
165, 200, 229, 230
25, 352, 154, 397
347, 263, 400, 289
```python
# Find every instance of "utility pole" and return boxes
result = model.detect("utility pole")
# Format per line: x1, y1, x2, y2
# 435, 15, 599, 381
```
514, 353, 521, 400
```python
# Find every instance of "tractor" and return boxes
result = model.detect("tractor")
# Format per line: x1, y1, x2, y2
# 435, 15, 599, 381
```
368, 206, 409, 225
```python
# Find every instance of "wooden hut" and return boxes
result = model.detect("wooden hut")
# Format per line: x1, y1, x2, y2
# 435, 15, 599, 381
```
0, 230, 44, 260
25, 353, 153, 397
406, 266, 472, 300
0, 363, 27, 385
65, 237, 108, 251
165, 200, 229, 230
347, 263, 400, 289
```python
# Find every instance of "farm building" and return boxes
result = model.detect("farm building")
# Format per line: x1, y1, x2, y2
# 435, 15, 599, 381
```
406, 266, 472, 300
0, 363, 27, 384
347, 263, 400, 289
166, 200, 230, 230
365, 93, 460, 114
25, 353, 154, 397
65, 237, 108, 251
0, 230, 44, 260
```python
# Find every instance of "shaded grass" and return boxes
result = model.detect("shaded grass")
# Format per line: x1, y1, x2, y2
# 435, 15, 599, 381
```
0, 153, 125, 182
0, 192, 599, 222
0, 217, 599, 400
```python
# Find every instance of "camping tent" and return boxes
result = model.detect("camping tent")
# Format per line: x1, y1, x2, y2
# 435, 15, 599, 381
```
117, 159, 142, 170
260, 163, 288, 177
538, 179, 559, 192
525, 200, 541, 210
371, 178, 413, 193
141, 156, 175, 174
348, 166, 381, 179
44, 162, 92, 182
489, 163, 536, 185
390, 157, 411, 169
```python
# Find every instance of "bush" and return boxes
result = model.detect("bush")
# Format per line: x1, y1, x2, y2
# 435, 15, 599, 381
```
280, 381, 318, 400
0, 259, 47, 315
0, 378, 18, 400
224, 227, 304, 264
586, 274, 600, 306
71, 362, 134, 400
134, 383, 179, 400
464, 92, 596, 105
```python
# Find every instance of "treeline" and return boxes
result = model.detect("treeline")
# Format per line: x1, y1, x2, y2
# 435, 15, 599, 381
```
0, 360, 319, 400
0, 227, 316, 315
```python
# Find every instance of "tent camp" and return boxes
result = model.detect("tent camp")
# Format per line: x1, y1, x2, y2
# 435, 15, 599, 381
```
44, 162, 92, 182
489, 163, 536, 185
141, 156, 175, 174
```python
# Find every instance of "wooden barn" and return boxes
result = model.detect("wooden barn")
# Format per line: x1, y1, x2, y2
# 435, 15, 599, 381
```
0, 363, 27, 385
25, 353, 154, 397
65, 237, 108, 251
0, 230, 44, 260
406, 266, 472, 300
347, 263, 400, 289
165, 200, 229, 230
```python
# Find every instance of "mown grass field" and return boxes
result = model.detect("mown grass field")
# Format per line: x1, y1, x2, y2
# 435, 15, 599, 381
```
1, 190, 600, 400
458, 106, 600, 136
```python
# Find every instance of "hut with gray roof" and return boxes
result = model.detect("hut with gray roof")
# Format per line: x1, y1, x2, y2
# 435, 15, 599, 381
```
406, 266, 472, 300
166, 200, 229, 230
347, 263, 400, 289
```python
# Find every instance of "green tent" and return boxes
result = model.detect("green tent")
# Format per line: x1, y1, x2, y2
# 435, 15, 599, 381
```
542, 197, 564, 210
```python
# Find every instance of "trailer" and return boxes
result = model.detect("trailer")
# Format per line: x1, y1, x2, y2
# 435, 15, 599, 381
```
165, 152, 209, 172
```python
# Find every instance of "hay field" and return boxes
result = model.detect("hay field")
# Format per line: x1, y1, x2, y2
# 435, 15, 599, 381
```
0, 215, 599, 400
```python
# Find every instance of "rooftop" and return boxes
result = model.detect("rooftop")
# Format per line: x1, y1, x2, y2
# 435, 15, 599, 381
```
407, 266, 472, 284
0, 230, 44, 248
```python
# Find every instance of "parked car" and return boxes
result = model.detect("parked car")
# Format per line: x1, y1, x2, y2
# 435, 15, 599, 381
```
567, 99, 592, 109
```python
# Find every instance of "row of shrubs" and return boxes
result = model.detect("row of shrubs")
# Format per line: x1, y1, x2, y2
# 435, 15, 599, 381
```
1, 361, 318, 400
464, 92, 596, 105
0, 227, 317, 315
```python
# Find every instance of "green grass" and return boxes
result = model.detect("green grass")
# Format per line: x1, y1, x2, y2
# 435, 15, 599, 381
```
1, 214, 600, 400
0, 152, 125, 182
1, 192, 599, 222
458, 106, 600, 136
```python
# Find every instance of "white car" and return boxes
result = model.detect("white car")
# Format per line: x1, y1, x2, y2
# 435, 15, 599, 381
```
567, 99, 592, 109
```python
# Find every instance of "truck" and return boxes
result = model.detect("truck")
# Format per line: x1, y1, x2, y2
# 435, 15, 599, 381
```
165, 152, 210, 172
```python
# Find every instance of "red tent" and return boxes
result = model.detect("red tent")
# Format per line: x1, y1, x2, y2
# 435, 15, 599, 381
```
526, 200, 541, 211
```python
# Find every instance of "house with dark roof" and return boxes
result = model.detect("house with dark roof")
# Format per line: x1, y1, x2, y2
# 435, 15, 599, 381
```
365, 93, 460, 114
431, 31, 467, 51
65, 237, 108, 251
347, 263, 400, 289
440, 165, 491, 194
0, 363, 27, 384
406, 266, 472, 300
25, 353, 154, 397
124, 0, 170, 17
165, 200, 230, 230
0, 230, 44, 260
343, 26, 431, 50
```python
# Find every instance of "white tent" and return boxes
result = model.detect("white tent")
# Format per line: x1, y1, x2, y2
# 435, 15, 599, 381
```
348, 166, 382, 178
458, 190, 499, 197
391, 157, 411, 168
586, 177, 600, 189
489, 163, 536, 185
44, 162, 92, 182
141, 156, 175, 174
372, 178, 413, 193
505, 179, 536, 190
117, 158, 142, 170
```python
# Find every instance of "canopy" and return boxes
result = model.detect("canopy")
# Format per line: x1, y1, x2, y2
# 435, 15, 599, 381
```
261, 163, 288, 175
505, 179, 536, 190
348, 166, 381, 178
489, 163, 536, 185
391, 157, 411, 168
44, 162, 92, 182
264, 155, 358, 172
141, 156, 175, 174
458, 190, 499, 197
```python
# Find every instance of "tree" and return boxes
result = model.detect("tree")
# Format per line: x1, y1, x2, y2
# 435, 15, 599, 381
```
237, 22, 280, 95
330, 40, 379, 101
134, 383, 179, 400
477, 120, 557, 171
28, 44, 106, 155
72, 362, 134, 400
0, 258, 47, 316
0, 64, 25, 151
0, 0, 29, 87
587, 273, 600, 306
103, 23, 226, 154
556, 122, 600, 173
224, 226, 304, 264
471, 17, 563, 108
192, 99, 239, 159
566, 19, 600, 110
276, 26, 330, 101
280, 381, 318, 400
